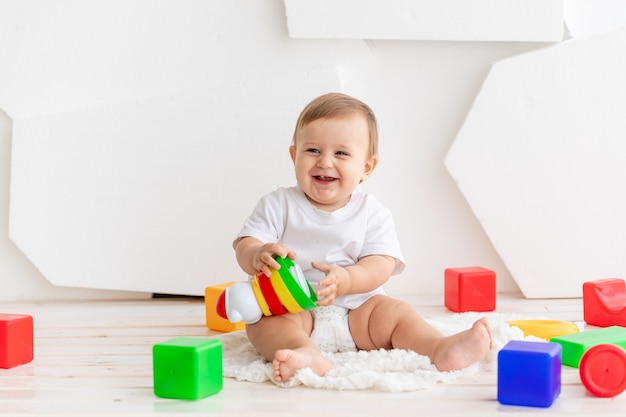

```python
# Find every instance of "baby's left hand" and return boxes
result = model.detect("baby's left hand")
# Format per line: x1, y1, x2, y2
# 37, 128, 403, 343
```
312, 261, 350, 306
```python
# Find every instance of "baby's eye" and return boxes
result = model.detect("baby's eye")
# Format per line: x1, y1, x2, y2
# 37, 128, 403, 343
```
335, 150, 349, 156
305, 148, 320, 154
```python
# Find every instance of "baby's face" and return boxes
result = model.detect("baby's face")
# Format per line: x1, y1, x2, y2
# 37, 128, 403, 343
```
289, 114, 377, 212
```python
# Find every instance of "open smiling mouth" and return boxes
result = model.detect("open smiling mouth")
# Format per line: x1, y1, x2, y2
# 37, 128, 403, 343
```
314, 176, 337, 183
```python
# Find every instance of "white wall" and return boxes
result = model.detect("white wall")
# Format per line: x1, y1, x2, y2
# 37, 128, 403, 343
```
0, 0, 594, 301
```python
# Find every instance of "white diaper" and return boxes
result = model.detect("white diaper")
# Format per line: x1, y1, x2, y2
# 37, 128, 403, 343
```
310, 305, 357, 353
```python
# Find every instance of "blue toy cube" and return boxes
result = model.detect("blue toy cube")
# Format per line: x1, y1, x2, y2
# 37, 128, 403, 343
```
153, 337, 223, 400
498, 340, 562, 408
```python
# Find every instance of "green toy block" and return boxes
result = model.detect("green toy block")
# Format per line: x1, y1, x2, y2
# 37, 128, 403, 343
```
550, 326, 626, 368
153, 337, 223, 400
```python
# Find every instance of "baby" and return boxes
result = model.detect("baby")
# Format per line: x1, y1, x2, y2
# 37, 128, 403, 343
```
233, 92, 492, 382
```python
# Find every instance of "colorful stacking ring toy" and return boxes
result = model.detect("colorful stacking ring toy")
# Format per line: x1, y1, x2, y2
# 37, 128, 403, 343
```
252, 257, 317, 316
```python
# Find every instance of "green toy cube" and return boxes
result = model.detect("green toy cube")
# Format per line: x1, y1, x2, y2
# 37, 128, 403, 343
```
550, 326, 626, 367
153, 337, 223, 400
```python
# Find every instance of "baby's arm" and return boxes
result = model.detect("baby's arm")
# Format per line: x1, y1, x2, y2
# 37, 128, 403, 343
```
313, 255, 396, 306
234, 236, 295, 277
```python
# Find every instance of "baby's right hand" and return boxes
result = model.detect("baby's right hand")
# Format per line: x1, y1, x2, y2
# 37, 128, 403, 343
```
253, 243, 295, 277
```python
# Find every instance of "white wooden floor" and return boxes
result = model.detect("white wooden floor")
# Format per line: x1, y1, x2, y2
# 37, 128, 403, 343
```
1, 293, 625, 417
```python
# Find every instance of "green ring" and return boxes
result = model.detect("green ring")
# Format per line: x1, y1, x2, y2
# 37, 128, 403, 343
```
275, 257, 317, 310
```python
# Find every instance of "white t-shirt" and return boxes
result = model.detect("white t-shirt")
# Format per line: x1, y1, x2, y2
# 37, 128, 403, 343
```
234, 186, 406, 309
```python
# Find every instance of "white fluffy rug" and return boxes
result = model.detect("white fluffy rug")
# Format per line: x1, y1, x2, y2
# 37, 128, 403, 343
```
217, 312, 551, 392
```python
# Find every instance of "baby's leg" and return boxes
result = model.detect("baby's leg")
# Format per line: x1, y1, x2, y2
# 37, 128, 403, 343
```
349, 295, 492, 372
245, 311, 332, 382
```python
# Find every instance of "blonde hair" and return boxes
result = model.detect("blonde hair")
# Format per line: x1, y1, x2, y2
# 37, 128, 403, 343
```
292, 93, 379, 157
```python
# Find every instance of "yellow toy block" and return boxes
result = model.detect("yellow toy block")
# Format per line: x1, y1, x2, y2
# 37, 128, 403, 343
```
205, 282, 245, 332
508, 319, 580, 341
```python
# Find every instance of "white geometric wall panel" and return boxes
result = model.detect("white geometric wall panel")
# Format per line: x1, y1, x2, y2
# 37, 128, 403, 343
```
445, 26, 626, 298
285, 0, 564, 41
10, 69, 342, 295
564, 0, 626, 39
0, 0, 371, 119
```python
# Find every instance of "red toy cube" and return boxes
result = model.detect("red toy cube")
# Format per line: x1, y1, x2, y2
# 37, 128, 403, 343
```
583, 278, 626, 327
445, 266, 496, 312
0, 314, 34, 369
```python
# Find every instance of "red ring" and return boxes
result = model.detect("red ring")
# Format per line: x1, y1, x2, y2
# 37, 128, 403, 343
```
580, 344, 626, 398
257, 273, 288, 315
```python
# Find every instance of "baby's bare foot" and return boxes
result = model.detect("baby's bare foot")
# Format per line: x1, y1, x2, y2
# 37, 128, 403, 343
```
432, 317, 493, 372
272, 347, 332, 382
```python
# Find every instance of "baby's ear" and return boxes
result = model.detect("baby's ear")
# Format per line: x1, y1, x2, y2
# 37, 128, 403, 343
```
289, 146, 296, 163
362, 156, 378, 180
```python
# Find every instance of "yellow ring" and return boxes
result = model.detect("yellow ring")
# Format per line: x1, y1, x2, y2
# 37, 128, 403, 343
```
251, 277, 272, 317
269, 269, 302, 313
508, 319, 579, 341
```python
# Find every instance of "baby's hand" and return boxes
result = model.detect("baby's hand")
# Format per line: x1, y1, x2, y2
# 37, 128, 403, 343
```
253, 243, 295, 277
312, 261, 349, 306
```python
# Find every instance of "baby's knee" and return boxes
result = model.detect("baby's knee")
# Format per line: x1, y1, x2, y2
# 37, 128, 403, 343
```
357, 298, 413, 328
377, 296, 415, 315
